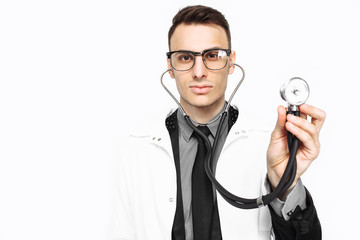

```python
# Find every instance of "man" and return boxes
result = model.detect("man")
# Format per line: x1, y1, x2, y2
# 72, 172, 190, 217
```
109, 5, 325, 240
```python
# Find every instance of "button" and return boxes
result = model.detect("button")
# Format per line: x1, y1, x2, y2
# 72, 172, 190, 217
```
152, 137, 156, 140
158, 138, 161, 141
235, 131, 239, 135
241, 130, 246, 133
169, 198, 173, 202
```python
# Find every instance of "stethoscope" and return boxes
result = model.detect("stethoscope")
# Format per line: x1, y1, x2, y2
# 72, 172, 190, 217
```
160, 63, 310, 209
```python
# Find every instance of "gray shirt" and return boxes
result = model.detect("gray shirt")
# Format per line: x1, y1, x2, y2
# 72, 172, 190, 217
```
176, 107, 306, 240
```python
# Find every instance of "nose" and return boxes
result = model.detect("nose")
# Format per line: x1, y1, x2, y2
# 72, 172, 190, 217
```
192, 55, 208, 80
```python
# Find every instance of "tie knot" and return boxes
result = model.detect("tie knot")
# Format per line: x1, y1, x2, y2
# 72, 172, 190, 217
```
196, 125, 211, 137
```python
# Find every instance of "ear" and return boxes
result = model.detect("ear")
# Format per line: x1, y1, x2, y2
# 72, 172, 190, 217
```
167, 57, 175, 78
228, 50, 236, 75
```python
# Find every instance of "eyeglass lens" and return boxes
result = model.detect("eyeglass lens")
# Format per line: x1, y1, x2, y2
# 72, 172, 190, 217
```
170, 50, 228, 71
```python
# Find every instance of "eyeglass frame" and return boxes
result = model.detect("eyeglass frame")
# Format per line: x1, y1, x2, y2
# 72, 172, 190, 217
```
166, 48, 232, 71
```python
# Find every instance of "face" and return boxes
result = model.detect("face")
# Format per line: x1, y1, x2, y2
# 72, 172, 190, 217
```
167, 23, 236, 112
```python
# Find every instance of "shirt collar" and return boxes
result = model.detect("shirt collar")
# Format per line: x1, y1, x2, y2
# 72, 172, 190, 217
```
176, 105, 226, 142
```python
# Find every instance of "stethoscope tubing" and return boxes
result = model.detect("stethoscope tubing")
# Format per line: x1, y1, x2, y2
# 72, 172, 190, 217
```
187, 110, 298, 209
161, 64, 299, 209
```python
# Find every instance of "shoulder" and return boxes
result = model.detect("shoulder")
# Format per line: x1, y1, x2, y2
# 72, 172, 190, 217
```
112, 108, 176, 159
127, 108, 176, 138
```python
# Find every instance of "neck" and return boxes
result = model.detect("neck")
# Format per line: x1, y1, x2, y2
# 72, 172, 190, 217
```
180, 98, 226, 124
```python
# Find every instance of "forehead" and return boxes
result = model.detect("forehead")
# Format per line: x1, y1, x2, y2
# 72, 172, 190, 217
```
170, 23, 229, 51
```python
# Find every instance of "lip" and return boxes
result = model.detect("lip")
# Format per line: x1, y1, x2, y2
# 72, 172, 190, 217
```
190, 85, 212, 94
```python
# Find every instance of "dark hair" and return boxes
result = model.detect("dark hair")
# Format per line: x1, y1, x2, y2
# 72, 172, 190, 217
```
168, 5, 231, 50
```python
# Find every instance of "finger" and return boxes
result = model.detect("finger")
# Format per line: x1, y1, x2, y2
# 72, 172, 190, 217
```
287, 114, 318, 137
271, 106, 287, 139
286, 121, 319, 155
299, 104, 326, 119
299, 104, 326, 130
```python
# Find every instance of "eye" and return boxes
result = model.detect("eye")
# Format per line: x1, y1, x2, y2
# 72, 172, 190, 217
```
208, 52, 218, 59
205, 50, 225, 61
177, 53, 194, 62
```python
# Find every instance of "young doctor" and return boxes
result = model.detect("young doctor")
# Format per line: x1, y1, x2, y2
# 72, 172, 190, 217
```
109, 5, 325, 240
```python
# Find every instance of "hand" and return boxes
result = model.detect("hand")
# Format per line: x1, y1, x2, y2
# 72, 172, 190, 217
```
267, 104, 326, 196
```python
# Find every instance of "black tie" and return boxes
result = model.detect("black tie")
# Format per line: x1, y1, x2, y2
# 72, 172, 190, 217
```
192, 125, 214, 240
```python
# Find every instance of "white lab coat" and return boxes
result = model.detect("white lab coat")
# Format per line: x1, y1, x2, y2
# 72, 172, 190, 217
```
109, 107, 274, 240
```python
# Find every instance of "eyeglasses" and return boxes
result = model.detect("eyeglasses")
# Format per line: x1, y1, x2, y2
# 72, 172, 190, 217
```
166, 48, 231, 71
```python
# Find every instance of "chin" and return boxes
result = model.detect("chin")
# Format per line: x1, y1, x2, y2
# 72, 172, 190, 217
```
187, 96, 222, 109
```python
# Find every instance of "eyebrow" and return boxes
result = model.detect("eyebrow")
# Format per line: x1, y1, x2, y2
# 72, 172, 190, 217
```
174, 46, 226, 52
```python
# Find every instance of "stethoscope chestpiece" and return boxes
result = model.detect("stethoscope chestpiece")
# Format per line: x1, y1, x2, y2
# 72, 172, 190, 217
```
280, 77, 310, 111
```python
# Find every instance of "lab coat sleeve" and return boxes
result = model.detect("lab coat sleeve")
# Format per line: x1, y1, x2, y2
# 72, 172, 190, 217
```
108, 140, 136, 240
268, 188, 322, 240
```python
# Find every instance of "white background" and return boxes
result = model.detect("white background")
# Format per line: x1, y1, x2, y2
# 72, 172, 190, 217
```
1, 0, 359, 239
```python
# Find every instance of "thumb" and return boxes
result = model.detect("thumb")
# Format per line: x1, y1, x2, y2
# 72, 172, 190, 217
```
271, 106, 287, 140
